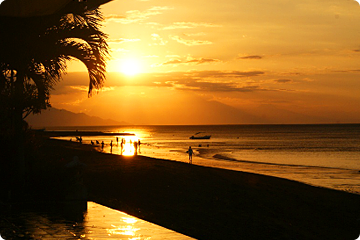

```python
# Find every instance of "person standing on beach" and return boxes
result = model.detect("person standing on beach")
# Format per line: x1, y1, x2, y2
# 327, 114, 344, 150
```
121, 138, 124, 155
134, 141, 138, 155
101, 141, 104, 151
188, 146, 194, 164
138, 139, 141, 153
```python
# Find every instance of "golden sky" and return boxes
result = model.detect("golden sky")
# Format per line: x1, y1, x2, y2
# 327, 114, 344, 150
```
52, 0, 360, 124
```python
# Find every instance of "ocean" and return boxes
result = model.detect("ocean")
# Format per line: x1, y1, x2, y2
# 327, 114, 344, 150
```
50, 124, 360, 194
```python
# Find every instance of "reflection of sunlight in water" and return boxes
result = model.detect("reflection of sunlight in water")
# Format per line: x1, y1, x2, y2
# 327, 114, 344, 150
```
121, 135, 139, 156
84, 202, 193, 239
107, 225, 140, 236
122, 217, 138, 224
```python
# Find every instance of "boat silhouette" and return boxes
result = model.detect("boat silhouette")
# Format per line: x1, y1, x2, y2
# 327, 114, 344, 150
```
189, 132, 211, 139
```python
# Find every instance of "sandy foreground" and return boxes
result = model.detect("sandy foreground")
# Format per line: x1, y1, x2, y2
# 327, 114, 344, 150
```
30, 136, 360, 240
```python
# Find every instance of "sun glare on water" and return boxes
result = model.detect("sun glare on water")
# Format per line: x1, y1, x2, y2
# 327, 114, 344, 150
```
120, 59, 142, 76
121, 135, 139, 156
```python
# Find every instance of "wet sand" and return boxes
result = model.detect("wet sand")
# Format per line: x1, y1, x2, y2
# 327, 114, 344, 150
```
39, 137, 360, 240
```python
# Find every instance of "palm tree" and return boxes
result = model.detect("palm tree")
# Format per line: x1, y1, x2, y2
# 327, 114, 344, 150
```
0, 0, 110, 189
0, 1, 109, 126
0, 2, 108, 131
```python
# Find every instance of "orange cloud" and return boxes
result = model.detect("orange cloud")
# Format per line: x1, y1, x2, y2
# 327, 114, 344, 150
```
169, 35, 212, 46
57, 71, 267, 94
104, 6, 173, 24
161, 57, 220, 66
273, 79, 292, 83
108, 38, 141, 44
237, 55, 263, 60
163, 22, 222, 30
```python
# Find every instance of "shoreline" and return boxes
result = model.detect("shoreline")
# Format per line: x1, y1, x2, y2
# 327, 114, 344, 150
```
37, 137, 360, 239
47, 129, 360, 195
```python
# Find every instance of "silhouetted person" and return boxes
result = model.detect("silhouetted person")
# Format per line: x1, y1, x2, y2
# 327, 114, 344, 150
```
116, 137, 119, 146
188, 146, 193, 164
134, 141, 138, 155
110, 140, 113, 153
138, 139, 141, 153
101, 141, 104, 151
120, 138, 124, 155
91, 140, 94, 145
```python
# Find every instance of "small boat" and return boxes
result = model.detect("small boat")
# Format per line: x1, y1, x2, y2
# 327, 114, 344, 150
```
189, 135, 211, 139
189, 132, 211, 139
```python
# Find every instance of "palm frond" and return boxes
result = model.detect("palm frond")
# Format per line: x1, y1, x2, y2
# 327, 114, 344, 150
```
57, 41, 106, 95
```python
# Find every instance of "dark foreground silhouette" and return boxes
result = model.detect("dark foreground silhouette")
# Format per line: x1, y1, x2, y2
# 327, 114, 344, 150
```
3, 136, 360, 240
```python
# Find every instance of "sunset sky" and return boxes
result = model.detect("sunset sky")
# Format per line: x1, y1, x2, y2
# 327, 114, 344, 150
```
50, 0, 360, 125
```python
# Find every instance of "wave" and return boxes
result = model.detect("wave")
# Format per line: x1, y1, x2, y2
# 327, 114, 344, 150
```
211, 154, 354, 171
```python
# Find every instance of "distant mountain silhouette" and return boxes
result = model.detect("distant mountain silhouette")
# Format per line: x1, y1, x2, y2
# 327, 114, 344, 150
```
26, 108, 128, 127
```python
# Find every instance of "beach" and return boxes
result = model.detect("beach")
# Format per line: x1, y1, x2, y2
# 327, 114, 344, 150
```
45, 124, 360, 194
35, 136, 360, 240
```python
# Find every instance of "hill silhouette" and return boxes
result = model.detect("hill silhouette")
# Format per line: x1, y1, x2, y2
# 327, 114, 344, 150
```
26, 108, 127, 127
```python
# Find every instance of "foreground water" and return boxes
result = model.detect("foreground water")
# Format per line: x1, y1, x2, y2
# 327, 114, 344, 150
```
51, 124, 360, 194
1, 202, 193, 239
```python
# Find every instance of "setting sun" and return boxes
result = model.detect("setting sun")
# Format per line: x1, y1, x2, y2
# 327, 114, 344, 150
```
120, 59, 141, 76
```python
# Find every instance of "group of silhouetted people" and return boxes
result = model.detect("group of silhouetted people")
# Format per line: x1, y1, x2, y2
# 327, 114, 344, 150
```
90, 140, 104, 149
121, 138, 141, 155
88, 137, 142, 155
76, 135, 198, 163
75, 136, 82, 144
